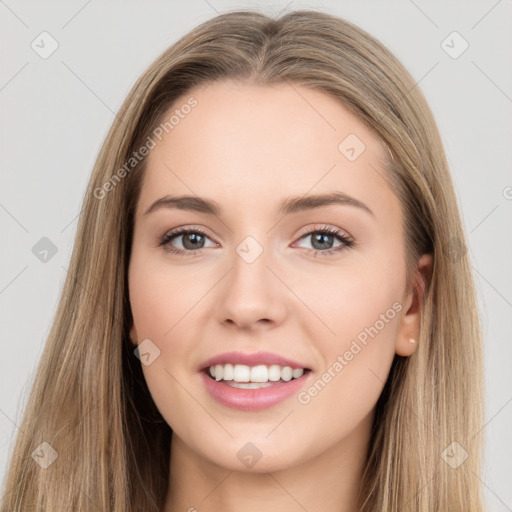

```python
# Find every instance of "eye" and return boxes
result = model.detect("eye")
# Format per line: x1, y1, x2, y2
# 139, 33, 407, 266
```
158, 227, 217, 255
294, 225, 354, 257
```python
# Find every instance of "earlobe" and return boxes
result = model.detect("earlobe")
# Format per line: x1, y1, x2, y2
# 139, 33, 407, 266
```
395, 253, 433, 357
395, 335, 418, 357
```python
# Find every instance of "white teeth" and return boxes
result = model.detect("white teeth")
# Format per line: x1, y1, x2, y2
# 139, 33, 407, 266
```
223, 363, 234, 381
292, 368, 304, 379
233, 364, 250, 382
208, 363, 307, 383
268, 364, 281, 382
250, 365, 268, 383
281, 366, 293, 382
226, 381, 274, 389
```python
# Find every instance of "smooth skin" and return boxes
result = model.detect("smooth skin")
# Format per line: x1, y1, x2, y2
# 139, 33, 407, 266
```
128, 80, 432, 512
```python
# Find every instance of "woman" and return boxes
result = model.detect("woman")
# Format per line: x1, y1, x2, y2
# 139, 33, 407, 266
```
1, 9, 484, 512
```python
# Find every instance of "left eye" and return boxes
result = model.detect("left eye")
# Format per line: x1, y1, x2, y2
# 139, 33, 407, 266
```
295, 228, 351, 252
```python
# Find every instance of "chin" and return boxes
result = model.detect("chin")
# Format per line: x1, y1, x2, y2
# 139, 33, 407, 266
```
190, 434, 309, 474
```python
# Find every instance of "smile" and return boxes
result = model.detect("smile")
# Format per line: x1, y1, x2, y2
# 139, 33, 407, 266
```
199, 352, 313, 411
208, 363, 307, 387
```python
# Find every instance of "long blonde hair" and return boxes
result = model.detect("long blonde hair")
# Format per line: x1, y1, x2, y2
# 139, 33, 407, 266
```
1, 9, 484, 511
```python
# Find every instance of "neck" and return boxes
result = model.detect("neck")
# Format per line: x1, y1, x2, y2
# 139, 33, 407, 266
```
162, 410, 374, 512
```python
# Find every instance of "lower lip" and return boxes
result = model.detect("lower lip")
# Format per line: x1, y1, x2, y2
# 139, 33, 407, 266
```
200, 371, 312, 411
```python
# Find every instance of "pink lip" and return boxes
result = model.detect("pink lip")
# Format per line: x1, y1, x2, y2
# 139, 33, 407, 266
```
199, 351, 310, 371
200, 371, 313, 411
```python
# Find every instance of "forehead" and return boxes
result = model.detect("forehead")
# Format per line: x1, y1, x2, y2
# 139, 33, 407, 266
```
137, 80, 399, 223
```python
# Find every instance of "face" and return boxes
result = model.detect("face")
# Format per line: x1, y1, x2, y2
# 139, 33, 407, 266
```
128, 80, 424, 473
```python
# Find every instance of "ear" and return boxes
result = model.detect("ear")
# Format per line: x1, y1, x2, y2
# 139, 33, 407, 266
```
129, 322, 138, 347
395, 253, 433, 357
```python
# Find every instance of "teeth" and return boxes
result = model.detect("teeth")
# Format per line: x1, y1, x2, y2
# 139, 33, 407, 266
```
223, 363, 234, 381
233, 364, 250, 382
208, 364, 305, 383
268, 364, 281, 382
292, 368, 304, 379
227, 381, 274, 389
250, 365, 268, 382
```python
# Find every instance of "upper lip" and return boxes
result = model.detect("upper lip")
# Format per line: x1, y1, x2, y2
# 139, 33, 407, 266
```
199, 351, 310, 372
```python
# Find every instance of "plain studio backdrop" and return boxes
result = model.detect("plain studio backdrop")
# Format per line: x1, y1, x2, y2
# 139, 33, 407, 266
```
1, 0, 511, 509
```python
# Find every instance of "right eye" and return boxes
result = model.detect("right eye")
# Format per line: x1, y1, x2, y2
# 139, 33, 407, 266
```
159, 227, 217, 255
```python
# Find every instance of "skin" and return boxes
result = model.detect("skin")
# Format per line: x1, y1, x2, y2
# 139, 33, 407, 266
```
128, 80, 432, 512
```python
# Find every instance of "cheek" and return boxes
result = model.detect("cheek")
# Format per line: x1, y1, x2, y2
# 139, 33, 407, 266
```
128, 249, 204, 342
294, 274, 402, 445
296, 253, 405, 350
292, 246, 405, 401
128, 251, 214, 427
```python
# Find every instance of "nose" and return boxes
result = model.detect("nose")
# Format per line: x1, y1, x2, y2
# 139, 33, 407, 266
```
214, 240, 288, 331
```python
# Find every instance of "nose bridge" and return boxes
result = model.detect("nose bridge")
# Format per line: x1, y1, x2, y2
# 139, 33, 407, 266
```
215, 231, 287, 328
230, 232, 274, 296
235, 234, 267, 267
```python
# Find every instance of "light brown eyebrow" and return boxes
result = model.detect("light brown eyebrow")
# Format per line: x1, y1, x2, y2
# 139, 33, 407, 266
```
143, 192, 374, 217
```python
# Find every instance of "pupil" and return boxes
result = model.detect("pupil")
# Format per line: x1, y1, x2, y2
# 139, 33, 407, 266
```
313, 233, 332, 250
184, 233, 204, 250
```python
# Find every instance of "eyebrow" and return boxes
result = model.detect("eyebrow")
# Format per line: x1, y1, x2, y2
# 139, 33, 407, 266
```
143, 192, 374, 217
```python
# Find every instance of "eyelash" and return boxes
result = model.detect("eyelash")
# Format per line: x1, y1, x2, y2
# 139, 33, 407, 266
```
158, 225, 355, 258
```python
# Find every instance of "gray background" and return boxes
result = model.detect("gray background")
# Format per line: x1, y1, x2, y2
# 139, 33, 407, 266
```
1, 0, 511, 509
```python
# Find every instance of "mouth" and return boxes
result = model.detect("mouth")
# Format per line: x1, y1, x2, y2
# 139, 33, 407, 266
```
198, 352, 313, 411
203, 364, 312, 389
